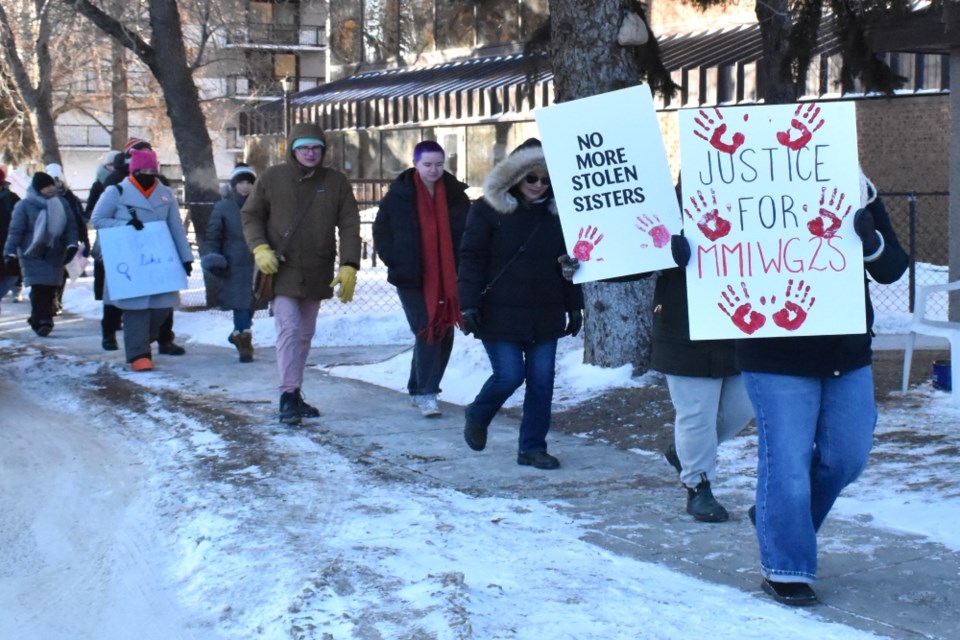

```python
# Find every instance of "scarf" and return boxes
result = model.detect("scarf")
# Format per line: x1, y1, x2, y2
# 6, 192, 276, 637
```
414, 172, 460, 342
24, 191, 67, 259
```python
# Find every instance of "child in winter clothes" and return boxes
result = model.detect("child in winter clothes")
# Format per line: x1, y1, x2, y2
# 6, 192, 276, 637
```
2, 172, 79, 335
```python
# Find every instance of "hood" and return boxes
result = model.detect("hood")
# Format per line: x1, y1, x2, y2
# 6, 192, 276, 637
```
285, 122, 328, 172
481, 146, 551, 214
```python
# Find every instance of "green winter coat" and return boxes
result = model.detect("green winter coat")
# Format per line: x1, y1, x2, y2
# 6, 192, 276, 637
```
241, 123, 361, 300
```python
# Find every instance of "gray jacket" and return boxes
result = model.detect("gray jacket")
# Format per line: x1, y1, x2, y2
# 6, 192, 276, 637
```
3, 187, 78, 287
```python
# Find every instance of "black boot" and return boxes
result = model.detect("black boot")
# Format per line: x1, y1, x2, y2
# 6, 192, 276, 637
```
102, 331, 119, 351
463, 409, 488, 452
295, 388, 320, 418
279, 391, 301, 425
686, 478, 729, 523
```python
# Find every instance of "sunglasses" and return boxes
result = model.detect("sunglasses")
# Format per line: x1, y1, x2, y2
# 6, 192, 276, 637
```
524, 174, 551, 186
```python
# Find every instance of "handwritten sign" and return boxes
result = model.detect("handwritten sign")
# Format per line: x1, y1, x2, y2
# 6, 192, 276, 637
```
536, 85, 680, 283
678, 102, 864, 340
99, 221, 187, 301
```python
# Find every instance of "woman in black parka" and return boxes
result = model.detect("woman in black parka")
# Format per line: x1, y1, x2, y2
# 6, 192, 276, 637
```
457, 138, 584, 470
374, 140, 472, 417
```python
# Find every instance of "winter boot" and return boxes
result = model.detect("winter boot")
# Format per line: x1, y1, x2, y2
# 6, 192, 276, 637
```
228, 330, 255, 363
158, 340, 186, 355
102, 330, 119, 351
686, 478, 729, 523
279, 391, 302, 425
463, 409, 488, 452
295, 388, 320, 418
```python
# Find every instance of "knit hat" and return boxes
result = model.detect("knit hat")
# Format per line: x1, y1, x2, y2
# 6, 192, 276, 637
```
44, 163, 64, 182
230, 163, 257, 187
32, 172, 56, 191
292, 137, 325, 150
124, 137, 148, 152
129, 148, 159, 174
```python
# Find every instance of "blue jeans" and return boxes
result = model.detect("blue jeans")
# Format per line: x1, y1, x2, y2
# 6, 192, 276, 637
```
233, 308, 253, 332
396, 287, 454, 396
467, 339, 558, 454
743, 366, 876, 583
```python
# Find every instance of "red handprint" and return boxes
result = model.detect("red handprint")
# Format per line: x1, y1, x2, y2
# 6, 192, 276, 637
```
771, 279, 816, 331
573, 225, 604, 261
684, 189, 732, 242
718, 282, 766, 335
693, 108, 746, 154
635, 214, 671, 248
806, 187, 852, 239
776, 103, 825, 151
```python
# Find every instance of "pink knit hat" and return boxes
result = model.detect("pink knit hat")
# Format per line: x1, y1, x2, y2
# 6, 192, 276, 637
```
128, 148, 159, 174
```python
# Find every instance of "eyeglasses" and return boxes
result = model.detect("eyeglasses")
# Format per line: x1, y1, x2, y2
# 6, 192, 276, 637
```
294, 145, 324, 154
524, 174, 550, 186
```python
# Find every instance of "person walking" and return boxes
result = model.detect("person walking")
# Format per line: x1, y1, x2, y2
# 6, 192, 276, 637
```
90, 148, 194, 371
0, 166, 22, 309
373, 140, 471, 417
201, 163, 260, 363
3, 172, 79, 336
45, 163, 90, 316
737, 173, 908, 606
87, 151, 125, 350
241, 122, 362, 425
458, 138, 584, 470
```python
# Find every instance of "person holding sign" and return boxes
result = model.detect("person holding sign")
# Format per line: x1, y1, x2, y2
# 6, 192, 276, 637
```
737, 175, 907, 606
3, 171, 78, 336
373, 140, 471, 417
91, 148, 194, 372
458, 138, 584, 470
241, 123, 362, 426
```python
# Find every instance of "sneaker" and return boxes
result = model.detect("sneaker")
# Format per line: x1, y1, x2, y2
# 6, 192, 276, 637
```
131, 357, 153, 372
158, 340, 186, 355
13, 287, 23, 303
686, 479, 729, 523
295, 388, 320, 418
279, 391, 302, 425
414, 394, 442, 417
760, 578, 818, 606
464, 412, 488, 451
664, 443, 682, 474
517, 450, 560, 470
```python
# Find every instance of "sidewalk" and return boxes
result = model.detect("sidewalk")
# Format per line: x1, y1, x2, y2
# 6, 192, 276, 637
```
2, 300, 958, 639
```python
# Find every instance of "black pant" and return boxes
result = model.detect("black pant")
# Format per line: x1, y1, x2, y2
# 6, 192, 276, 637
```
28, 284, 56, 331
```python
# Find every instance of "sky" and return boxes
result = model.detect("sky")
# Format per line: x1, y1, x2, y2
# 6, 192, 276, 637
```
2, 266, 959, 639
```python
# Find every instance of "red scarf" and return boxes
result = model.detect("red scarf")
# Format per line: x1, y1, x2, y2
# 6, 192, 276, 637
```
414, 172, 460, 342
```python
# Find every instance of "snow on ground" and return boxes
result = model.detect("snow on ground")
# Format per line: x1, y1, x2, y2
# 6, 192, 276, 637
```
2, 268, 959, 639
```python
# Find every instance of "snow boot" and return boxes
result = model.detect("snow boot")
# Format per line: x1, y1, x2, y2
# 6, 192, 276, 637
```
279, 391, 302, 425
228, 330, 254, 363
295, 388, 320, 418
686, 478, 729, 523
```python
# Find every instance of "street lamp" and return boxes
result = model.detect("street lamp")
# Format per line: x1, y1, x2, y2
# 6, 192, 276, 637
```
282, 75, 295, 139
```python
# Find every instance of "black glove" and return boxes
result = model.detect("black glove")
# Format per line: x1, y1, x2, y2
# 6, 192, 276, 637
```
3, 255, 17, 271
63, 246, 78, 265
183, 261, 193, 276
127, 214, 144, 231
461, 308, 481, 336
565, 309, 583, 337
853, 208, 881, 255
671, 232, 691, 268
557, 254, 580, 281
81, 243, 91, 258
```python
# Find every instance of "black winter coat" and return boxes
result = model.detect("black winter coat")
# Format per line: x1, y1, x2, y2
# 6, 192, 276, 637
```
458, 195, 583, 343
0, 187, 21, 278
373, 168, 470, 289
735, 195, 909, 377
202, 191, 259, 311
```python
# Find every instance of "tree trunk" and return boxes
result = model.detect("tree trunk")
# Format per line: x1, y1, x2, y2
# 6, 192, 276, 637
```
147, 0, 219, 244
548, 0, 654, 372
110, 40, 128, 150
754, 0, 798, 105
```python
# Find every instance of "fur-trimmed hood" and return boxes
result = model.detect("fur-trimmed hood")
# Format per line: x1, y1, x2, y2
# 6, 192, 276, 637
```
481, 146, 556, 215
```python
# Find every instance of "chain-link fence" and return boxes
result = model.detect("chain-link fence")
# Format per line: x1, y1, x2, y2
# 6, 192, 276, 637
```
873, 192, 950, 321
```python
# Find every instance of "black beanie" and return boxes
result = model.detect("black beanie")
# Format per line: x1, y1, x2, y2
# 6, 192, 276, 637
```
32, 172, 56, 192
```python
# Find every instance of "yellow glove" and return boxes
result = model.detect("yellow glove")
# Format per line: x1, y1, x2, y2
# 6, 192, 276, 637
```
253, 244, 279, 275
330, 265, 357, 303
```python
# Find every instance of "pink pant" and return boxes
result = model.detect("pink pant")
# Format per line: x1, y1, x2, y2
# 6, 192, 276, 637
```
272, 295, 322, 393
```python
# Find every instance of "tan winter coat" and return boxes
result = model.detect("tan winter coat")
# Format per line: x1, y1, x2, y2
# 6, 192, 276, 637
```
241, 123, 361, 300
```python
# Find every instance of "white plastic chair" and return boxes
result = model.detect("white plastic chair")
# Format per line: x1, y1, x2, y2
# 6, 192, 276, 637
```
901, 280, 960, 404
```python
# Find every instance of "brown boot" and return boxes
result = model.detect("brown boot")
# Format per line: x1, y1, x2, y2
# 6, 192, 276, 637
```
229, 330, 254, 363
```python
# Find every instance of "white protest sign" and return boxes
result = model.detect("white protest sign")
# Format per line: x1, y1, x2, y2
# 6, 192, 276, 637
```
99, 221, 187, 301
535, 85, 680, 283
678, 102, 864, 340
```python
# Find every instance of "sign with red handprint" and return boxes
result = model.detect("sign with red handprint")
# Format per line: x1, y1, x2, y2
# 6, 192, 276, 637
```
679, 101, 866, 339
535, 85, 680, 283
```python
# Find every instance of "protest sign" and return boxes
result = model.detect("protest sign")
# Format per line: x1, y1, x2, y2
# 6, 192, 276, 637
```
99, 221, 187, 301
678, 102, 864, 340
535, 85, 680, 283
